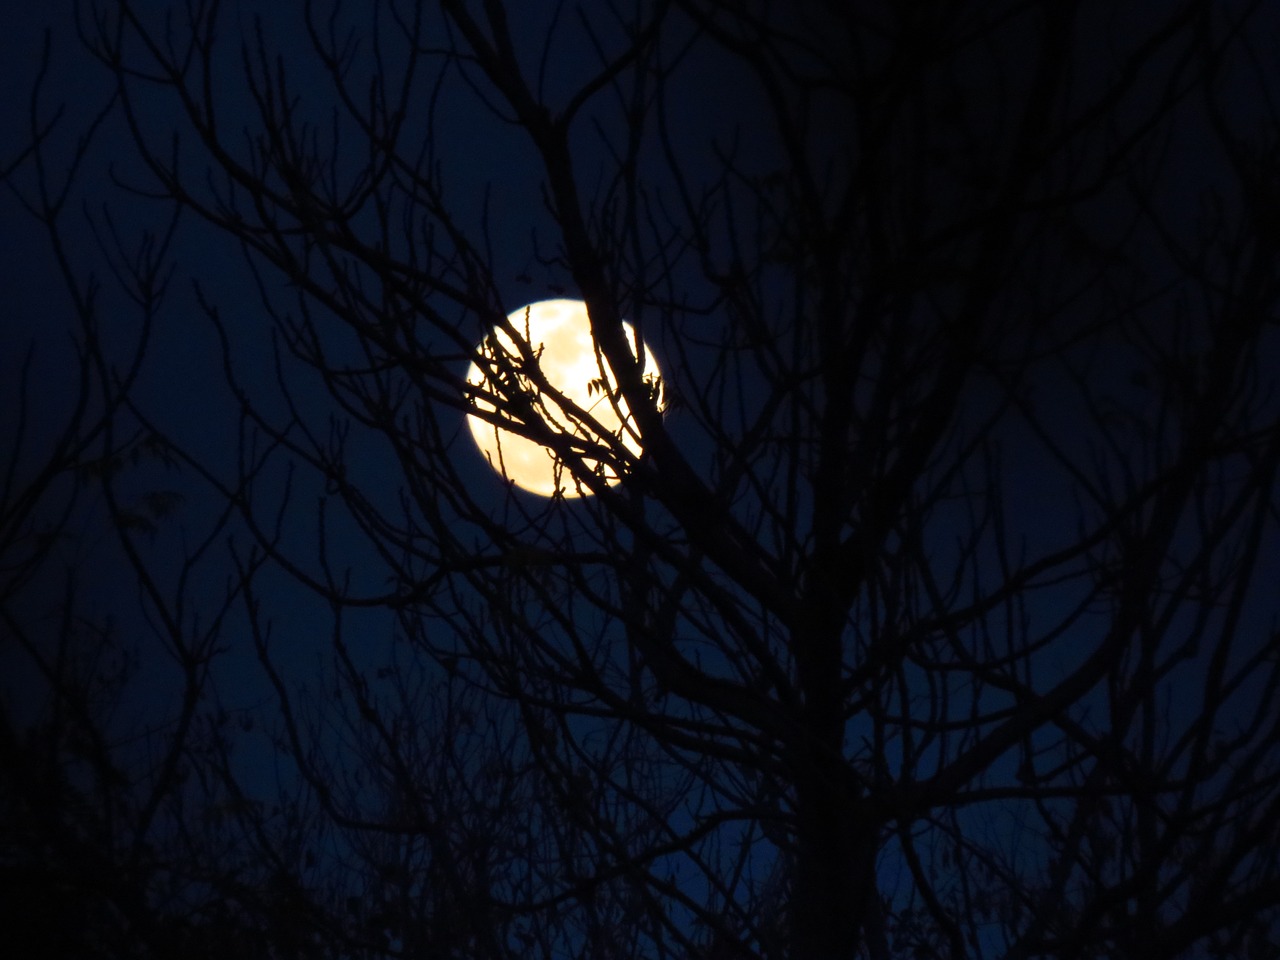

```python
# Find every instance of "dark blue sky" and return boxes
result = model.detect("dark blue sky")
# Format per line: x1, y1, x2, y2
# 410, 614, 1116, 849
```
4, 3, 1280, 957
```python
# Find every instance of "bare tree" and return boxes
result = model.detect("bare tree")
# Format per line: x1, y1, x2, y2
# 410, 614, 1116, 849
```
0, 41, 219, 956
8, 0, 1280, 957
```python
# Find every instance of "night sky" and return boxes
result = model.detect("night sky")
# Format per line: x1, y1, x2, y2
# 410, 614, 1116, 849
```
4, 2, 1280, 958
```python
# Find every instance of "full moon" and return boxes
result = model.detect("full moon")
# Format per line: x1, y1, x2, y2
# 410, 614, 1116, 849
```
465, 299, 664, 497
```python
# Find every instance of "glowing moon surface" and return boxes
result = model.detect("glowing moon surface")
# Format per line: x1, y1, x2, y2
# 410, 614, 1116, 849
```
465, 299, 663, 497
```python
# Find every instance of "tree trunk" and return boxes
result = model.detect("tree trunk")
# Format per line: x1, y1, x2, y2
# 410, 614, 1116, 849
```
790, 612, 877, 959
791, 759, 879, 959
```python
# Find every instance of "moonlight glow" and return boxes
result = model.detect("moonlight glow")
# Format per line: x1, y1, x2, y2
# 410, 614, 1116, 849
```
466, 299, 664, 497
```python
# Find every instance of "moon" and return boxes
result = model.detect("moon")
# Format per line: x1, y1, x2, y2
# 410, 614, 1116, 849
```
465, 299, 664, 497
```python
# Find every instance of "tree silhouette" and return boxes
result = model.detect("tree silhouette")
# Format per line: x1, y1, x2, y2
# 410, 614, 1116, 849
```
5, 1, 1280, 957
